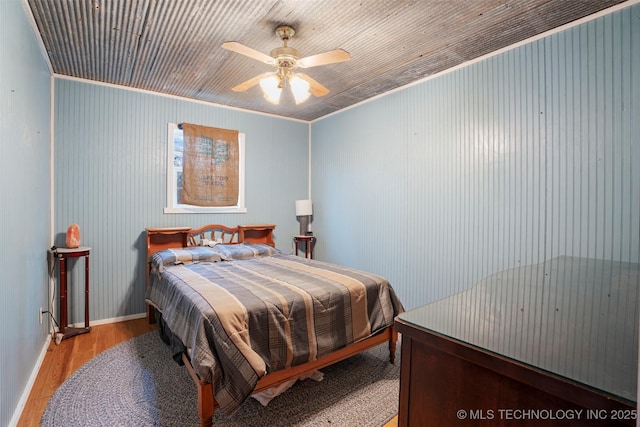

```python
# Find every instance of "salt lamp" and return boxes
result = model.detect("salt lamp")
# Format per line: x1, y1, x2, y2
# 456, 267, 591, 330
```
66, 224, 80, 248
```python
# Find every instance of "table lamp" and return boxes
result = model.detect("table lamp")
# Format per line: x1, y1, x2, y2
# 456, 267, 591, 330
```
295, 199, 313, 235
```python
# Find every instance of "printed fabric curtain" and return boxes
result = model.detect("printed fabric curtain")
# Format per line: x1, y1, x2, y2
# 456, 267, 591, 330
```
181, 123, 239, 207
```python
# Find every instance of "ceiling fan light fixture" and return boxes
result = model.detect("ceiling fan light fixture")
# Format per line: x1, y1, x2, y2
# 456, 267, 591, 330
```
259, 75, 282, 104
223, 24, 349, 105
290, 75, 311, 104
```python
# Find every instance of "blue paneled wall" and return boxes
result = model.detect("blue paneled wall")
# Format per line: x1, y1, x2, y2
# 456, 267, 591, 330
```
311, 4, 640, 310
0, 1, 51, 425
54, 79, 310, 323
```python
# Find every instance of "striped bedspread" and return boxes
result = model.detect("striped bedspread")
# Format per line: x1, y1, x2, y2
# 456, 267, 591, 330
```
146, 245, 403, 414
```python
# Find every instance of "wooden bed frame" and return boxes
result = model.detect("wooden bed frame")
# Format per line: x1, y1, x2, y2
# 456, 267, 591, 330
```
145, 224, 398, 427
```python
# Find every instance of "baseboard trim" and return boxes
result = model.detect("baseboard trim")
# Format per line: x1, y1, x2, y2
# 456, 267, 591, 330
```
9, 333, 51, 427
67, 312, 146, 328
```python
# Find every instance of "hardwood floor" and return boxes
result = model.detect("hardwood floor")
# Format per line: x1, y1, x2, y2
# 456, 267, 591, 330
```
17, 318, 157, 427
17, 317, 399, 427
385, 415, 399, 426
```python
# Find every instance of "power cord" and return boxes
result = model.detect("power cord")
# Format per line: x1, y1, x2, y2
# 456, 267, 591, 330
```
41, 310, 59, 329
42, 310, 64, 345
47, 246, 63, 344
48, 246, 57, 276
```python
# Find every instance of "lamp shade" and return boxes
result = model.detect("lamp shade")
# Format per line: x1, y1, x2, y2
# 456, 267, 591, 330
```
259, 75, 282, 104
290, 76, 311, 104
295, 199, 313, 216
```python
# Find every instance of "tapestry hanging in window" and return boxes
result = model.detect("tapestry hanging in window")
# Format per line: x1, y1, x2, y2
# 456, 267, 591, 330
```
181, 123, 239, 207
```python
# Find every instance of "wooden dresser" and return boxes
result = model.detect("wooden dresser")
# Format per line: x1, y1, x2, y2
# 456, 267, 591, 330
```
395, 257, 638, 426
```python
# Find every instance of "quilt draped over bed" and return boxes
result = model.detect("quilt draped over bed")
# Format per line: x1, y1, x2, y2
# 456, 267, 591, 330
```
146, 249, 404, 414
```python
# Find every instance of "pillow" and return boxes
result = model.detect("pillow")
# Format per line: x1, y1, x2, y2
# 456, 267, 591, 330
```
214, 243, 280, 260
150, 246, 223, 273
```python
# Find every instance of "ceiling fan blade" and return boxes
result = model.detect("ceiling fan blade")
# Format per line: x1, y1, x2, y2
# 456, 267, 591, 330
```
231, 73, 274, 92
298, 49, 351, 68
296, 73, 329, 97
222, 41, 275, 65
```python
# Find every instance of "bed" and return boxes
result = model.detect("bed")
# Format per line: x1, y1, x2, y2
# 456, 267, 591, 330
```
144, 224, 403, 427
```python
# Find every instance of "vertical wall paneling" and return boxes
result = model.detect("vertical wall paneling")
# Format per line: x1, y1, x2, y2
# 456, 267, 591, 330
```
312, 3, 639, 399
0, 1, 52, 425
313, 0, 639, 307
54, 78, 309, 324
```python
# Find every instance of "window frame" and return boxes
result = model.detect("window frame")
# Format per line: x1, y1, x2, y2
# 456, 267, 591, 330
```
164, 122, 247, 214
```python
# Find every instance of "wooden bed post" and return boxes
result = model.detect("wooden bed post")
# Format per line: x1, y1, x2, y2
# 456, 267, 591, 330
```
183, 353, 216, 426
197, 380, 215, 427
389, 328, 398, 364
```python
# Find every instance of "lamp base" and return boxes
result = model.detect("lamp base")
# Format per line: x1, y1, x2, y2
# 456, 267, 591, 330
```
299, 216, 309, 236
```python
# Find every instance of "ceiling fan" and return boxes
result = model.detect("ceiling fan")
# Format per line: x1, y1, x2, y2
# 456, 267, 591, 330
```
222, 25, 350, 104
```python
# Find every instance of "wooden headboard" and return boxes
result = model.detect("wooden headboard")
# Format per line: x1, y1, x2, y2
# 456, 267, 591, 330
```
145, 224, 276, 260
145, 227, 191, 260
188, 224, 239, 247
238, 224, 275, 247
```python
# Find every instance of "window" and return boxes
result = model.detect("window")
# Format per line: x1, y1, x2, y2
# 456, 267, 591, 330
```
164, 123, 246, 213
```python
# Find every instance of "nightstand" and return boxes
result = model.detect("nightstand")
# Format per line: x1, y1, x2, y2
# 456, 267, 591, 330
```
53, 247, 92, 340
294, 235, 315, 259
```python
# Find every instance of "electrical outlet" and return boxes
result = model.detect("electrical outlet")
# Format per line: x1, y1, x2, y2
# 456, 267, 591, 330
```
39, 307, 43, 324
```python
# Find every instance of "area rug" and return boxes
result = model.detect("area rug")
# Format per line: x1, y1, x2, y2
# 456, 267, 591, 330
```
41, 331, 400, 427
